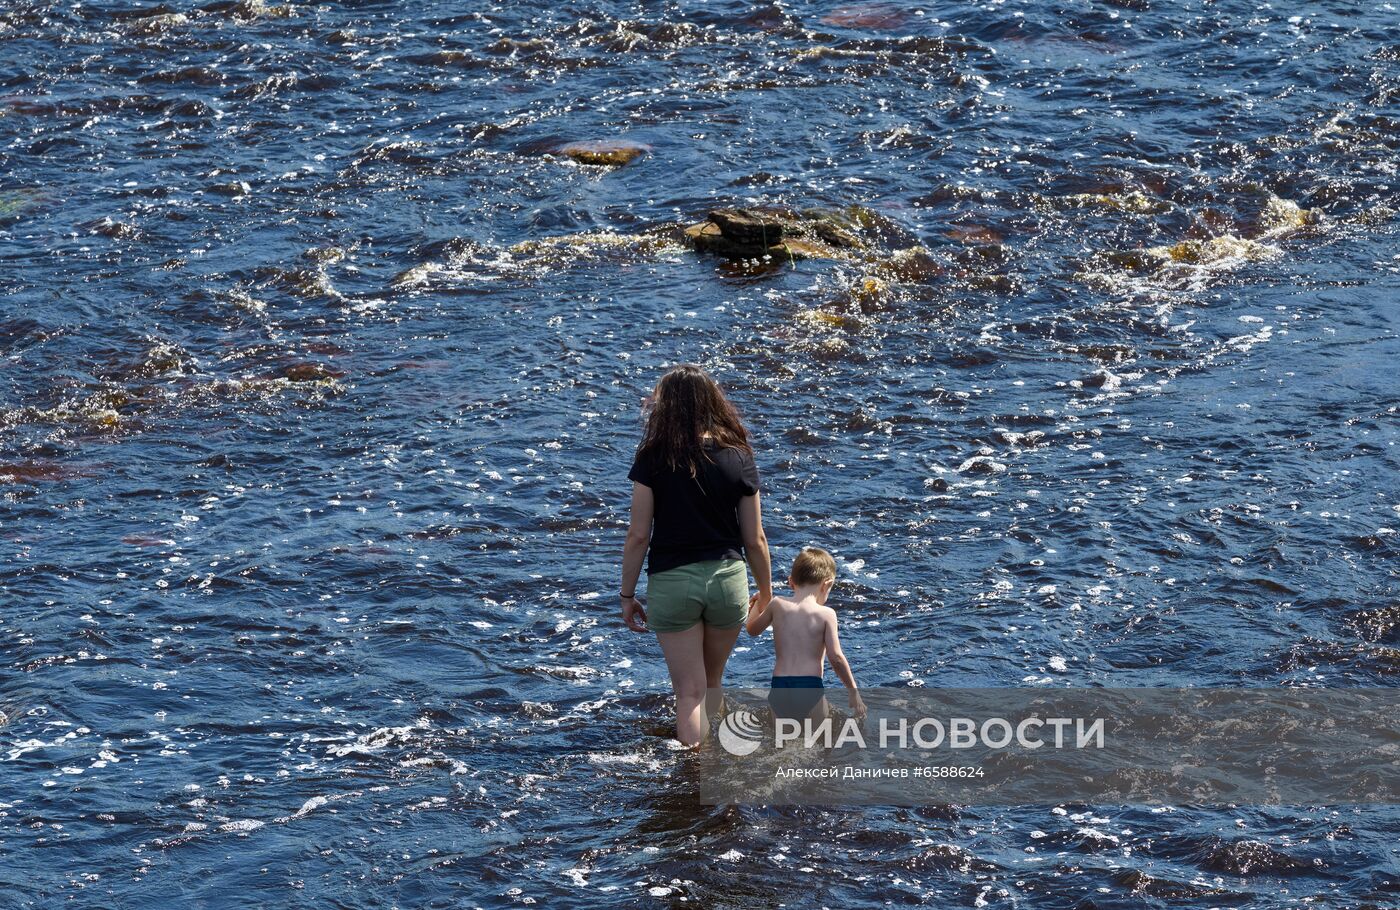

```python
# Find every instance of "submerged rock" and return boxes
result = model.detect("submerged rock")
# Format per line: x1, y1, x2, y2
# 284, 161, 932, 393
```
1051, 190, 1170, 215
1201, 839, 1317, 876
0, 460, 78, 484
1147, 235, 1278, 265
134, 342, 189, 378
820, 4, 911, 29
508, 229, 683, 261
1091, 192, 1316, 285
870, 245, 942, 282
83, 217, 143, 240
1257, 195, 1317, 235
1114, 870, 1239, 900
390, 261, 447, 289
210, 180, 253, 197
811, 219, 863, 248
795, 308, 857, 330
557, 140, 650, 167
1346, 605, 1400, 643
945, 224, 1004, 245
201, 0, 295, 18
124, 12, 190, 35
0, 188, 45, 221
276, 362, 344, 383
1102, 234, 1279, 274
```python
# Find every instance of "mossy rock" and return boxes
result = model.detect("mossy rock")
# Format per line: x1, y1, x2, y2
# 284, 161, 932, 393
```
0, 188, 45, 221
557, 140, 650, 167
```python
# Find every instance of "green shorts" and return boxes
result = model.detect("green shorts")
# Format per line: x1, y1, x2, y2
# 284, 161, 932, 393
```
646, 559, 748, 633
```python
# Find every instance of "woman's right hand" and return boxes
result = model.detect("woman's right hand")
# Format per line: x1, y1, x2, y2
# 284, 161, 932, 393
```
621, 595, 648, 633
749, 588, 773, 613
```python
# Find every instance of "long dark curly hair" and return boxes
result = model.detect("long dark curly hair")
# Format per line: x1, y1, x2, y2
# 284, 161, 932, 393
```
636, 364, 752, 476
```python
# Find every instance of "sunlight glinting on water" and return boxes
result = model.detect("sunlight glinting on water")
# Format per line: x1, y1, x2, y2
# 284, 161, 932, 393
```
1, 0, 1398, 906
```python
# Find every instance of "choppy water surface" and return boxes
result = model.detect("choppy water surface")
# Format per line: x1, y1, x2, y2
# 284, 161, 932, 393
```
2, 0, 1398, 906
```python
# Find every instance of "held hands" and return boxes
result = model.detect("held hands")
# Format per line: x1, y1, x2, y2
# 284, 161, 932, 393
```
748, 587, 773, 614
621, 594, 648, 633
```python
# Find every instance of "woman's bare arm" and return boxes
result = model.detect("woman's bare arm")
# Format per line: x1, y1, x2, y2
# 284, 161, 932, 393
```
620, 482, 652, 632
738, 492, 772, 619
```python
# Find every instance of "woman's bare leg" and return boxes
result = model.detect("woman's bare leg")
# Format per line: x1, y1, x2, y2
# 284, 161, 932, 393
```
655, 625, 709, 746
702, 623, 742, 719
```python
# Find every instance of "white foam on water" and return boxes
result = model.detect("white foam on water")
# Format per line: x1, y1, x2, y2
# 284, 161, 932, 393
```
291, 795, 327, 818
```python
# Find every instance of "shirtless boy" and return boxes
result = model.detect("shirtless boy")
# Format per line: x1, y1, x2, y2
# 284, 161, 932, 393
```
746, 547, 865, 722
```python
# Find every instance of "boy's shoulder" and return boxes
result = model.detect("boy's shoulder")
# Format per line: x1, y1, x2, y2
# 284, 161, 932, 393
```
770, 596, 836, 620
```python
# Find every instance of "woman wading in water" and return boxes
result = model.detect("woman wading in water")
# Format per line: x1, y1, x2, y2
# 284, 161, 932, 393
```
620, 365, 773, 746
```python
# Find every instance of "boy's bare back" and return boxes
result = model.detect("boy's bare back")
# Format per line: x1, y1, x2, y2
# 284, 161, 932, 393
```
767, 595, 836, 678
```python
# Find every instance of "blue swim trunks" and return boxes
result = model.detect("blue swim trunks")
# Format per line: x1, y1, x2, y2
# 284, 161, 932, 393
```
768, 675, 825, 722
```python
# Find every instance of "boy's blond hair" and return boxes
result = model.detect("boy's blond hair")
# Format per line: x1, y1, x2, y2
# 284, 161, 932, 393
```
791, 547, 837, 587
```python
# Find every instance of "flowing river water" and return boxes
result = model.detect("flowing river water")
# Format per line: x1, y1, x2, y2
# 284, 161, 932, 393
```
2, 1, 1399, 906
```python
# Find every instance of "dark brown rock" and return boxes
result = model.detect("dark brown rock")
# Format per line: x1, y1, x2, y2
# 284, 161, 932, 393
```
684, 221, 781, 259
683, 205, 881, 262
708, 208, 785, 245
278, 362, 344, 382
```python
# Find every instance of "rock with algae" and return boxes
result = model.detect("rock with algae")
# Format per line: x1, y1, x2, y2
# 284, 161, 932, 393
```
1257, 195, 1317, 235
1145, 234, 1279, 266
1099, 194, 1316, 278
556, 140, 650, 167
0, 188, 45, 221
1047, 190, 1170, 215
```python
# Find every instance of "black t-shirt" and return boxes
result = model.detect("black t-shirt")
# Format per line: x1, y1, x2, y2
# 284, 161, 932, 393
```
628, 442, 760, 575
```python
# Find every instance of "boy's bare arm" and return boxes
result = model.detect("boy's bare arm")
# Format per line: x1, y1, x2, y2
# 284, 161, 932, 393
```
746, 594, 781, 637
824, 615, 858, 689
825, 614, 865, 717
